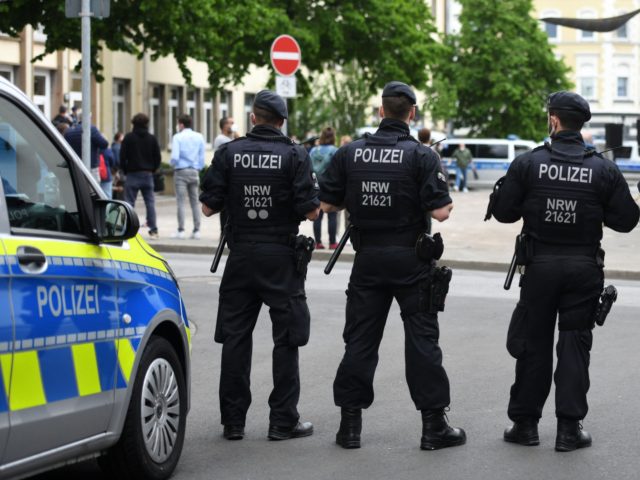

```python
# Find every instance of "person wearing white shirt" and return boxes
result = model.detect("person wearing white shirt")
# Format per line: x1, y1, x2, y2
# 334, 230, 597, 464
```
214, 116, 235, 150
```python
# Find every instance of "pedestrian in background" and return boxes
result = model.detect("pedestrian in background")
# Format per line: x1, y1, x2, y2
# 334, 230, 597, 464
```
310, 127, 338, 249
98, 146, 117, 199
52, 105, 72, 128
111, 132, 125, 200
320, 81, 465, 451
487, 91, 640, 451
453, 143, 472, 192
170, 113, 205, 239
120, 113, 162, 239
63, 120, 108, 183
200, 90, 319, 442
214, 116, 235, 149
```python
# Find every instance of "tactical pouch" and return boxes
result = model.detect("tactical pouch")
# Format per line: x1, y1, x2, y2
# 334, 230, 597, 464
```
424, 266, 452, 314
294, 235, 315, 278
484, 176, 506, 221
506, 303, 527, 359
596, 247, 605, 268
416, 232, 444, 262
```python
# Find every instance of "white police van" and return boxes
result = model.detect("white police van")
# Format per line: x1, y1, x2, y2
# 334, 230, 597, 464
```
0, 77, 190, 479
440, 138, 539, 188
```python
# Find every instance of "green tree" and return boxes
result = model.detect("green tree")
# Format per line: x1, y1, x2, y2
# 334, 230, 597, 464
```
426, 0, 572, 140
0, 0, 440, 92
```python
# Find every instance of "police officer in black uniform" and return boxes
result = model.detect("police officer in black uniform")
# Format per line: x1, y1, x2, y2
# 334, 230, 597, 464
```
488, 91, 639, 451
320, 81, 466, 450
200, 90, 320, 442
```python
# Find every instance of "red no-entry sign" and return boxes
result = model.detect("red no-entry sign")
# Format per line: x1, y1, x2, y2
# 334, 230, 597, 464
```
270, 35, 301, 77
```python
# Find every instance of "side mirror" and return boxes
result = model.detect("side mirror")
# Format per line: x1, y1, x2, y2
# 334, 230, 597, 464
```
94, 199, 139, 242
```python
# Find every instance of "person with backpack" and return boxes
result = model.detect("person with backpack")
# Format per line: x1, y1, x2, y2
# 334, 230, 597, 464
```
310, 127, 339, 249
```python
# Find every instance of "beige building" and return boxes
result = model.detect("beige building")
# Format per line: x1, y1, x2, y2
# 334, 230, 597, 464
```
0, 25, 271, 159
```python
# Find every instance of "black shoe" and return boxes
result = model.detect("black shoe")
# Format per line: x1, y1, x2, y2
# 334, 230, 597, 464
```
555, 418, 592, 452
420, 409, 467, 450
223, 425, 245, 440
268, 421, 314, 441
336, 408, 362, 449
504, 418, 540, 446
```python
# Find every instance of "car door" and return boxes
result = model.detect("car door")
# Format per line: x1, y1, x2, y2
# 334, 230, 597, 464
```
0, 90, 120, 463
0, 187, 11, 464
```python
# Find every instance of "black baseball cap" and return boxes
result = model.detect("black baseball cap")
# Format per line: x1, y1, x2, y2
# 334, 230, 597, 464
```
382, 81, 417, 105
547, 91, 591, 122
253, 90, 288, 119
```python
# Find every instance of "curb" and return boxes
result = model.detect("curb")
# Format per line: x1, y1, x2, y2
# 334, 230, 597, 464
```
151, 242, 640, 281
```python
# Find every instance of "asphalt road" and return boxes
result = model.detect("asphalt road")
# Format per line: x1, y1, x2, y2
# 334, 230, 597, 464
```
35, 253, 640, 479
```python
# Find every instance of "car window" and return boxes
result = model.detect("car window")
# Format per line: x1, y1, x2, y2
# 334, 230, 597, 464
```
0, 95, 82, 235
514, 144, 532, 157
475, 144, 508, 159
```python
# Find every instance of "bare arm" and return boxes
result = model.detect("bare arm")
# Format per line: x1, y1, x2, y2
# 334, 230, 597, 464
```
431, 203, 453, 222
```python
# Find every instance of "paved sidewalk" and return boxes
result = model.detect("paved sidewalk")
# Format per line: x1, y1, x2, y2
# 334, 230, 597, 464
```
135, 189, 640, 279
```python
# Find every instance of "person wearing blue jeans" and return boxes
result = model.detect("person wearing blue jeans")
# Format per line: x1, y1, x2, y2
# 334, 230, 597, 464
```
120, 113, 162, 238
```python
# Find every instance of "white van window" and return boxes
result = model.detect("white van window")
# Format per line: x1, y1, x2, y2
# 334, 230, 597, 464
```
475, 144, 508, 159
0, 95, 82, 235
515, 144, 532, 157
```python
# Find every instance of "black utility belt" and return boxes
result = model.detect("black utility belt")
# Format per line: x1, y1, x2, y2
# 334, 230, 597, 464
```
233, 234, 294, 246
357, 232, 421, 247
533, 243, 598, 256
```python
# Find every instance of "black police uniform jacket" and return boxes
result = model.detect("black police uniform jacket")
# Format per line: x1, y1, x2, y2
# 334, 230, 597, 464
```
320, 118, 451, 234
492, 131, 639, 243
199, 124, 319, 236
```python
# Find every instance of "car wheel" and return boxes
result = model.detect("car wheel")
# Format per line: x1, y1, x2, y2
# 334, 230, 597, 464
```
100, 336, 187, 480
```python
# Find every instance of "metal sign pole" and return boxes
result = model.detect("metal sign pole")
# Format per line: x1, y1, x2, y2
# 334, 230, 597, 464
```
80, 0, 91, 170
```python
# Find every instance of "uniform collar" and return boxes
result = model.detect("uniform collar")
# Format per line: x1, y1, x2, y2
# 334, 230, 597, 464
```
250, 124, 284, 137
550, 131, 586, 163
376, 118, 411, 137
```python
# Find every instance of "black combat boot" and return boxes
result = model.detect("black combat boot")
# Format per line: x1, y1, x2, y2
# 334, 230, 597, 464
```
336, 408, 362, 449
555, 418, 592, 452
503, 418, 539, 446
420, 409, 466, 450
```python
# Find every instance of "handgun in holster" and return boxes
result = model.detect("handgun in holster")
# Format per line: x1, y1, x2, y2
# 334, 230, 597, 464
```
593, 285, 617, 327
428, 266, 453, 314
294, 235, 315, 279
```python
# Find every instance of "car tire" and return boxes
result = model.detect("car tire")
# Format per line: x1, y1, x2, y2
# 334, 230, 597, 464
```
99, 336, 187, 480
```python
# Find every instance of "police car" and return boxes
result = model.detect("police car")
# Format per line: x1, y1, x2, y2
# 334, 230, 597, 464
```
0, 78, 190, 478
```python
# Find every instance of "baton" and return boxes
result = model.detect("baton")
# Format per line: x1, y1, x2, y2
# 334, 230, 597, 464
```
324, 224, 353, 275
503, 251, 517, 290
210, 227, 227, 273
430, 137, 446, 148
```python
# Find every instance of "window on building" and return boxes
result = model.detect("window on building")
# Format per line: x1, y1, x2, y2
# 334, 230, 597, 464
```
579, 77, 596, 99
0, 66, 14, 83
203, 90, 213, 146
244, 93, 255, 136
615, 62, 631, 99
33, 70, 51, 119
615, 12, 628, 38
112, 79, 129, 137
617, 77, 629, 98
219, 91, 232, 118
68, 74, 82, 115
187, 88, 198, 131
576, 60, 597, 100
168, 86, 182, 142
541, 11, 560, 40
149, 84, 163, 144
578, 10, 596, 40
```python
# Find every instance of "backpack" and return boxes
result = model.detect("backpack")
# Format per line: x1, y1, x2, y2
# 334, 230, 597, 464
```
98, 153, 109, 181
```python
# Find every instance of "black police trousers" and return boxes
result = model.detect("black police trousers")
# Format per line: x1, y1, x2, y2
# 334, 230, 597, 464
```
333, 246, 451, 411
215, 242, 310, 427
507, 255, 603, 422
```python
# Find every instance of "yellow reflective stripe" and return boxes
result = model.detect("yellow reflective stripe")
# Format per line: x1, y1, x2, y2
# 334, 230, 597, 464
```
108, 236, 168, 271
116, 339, 136, 383
0, 354, 12, 400
186, 326, 192, 348
1, 238, 111, 259
71, 343, 102, 396
8, 351, 46, 411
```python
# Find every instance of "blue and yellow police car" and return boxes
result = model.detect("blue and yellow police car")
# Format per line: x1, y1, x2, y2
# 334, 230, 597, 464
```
0, 78, 190, 478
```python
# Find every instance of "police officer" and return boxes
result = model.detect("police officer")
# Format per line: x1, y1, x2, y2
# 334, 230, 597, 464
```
320, 81, 466, 450
488, 91, 640, 451
200, 90, 320, 441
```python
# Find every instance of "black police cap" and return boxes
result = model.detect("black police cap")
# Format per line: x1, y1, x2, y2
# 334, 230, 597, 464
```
381, 81, 417, 105
547, 91, 591, 122
254, 90, 288, 119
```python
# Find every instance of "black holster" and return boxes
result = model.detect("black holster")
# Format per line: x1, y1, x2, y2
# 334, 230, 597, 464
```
294, 235, 315, 279
424, 266, 453, 314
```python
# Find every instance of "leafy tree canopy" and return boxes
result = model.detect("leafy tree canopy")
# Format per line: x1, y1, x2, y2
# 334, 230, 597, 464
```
426, 0, 572, 140
0, 0, 440, 92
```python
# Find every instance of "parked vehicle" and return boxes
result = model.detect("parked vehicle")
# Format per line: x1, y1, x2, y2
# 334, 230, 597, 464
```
0, 77, 190, 479
440, 138, 539, 188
